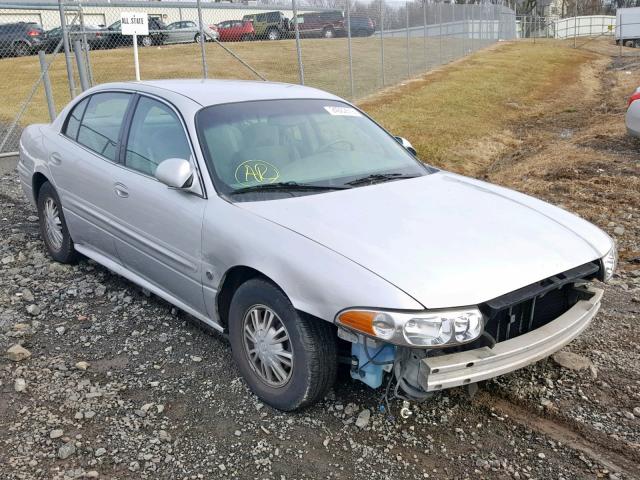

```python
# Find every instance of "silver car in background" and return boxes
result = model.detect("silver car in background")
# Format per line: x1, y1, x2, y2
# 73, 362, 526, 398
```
626, 86, 640, 136
165, 20, 218, 44
18, 80, 616, 411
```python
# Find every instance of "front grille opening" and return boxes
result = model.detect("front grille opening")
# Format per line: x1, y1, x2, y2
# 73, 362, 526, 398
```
478, 261, 600, 344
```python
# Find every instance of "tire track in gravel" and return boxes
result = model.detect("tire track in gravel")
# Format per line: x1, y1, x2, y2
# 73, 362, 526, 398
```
476, 392, 640, 479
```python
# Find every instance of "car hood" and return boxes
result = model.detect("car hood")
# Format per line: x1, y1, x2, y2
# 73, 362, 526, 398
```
239, 172, 612, 309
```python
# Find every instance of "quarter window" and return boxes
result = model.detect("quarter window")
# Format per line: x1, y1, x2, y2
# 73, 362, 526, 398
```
63, 97, 89, 140
76, 92, 131, 161
124, 96, 191, 176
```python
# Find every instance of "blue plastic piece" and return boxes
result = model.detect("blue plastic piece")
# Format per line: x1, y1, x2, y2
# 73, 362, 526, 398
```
350, 341, 396, 389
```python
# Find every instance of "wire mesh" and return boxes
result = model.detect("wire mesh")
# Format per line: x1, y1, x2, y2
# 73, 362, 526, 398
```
0, 0, 517, 155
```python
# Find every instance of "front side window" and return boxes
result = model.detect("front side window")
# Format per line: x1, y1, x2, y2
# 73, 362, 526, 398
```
196, 99, 430, 199
125, 96, 191, 176
76, 92, 131, 161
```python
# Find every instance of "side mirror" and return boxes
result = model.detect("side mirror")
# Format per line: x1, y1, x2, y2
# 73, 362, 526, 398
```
155, 158, 194, 189
395, 136, 417, 157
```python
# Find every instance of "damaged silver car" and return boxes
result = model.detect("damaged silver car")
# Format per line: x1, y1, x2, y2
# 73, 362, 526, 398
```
18, 80, 616, 411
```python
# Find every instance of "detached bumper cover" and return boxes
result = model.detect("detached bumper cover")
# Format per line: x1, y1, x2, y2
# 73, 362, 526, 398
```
418, 286, 603, 391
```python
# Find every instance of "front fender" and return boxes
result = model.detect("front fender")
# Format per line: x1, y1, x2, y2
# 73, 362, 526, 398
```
202, 199, 424, 323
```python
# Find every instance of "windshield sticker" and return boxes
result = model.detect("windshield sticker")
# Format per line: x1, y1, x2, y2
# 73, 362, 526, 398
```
324, 106, 362, 117
235, 160, 280, 185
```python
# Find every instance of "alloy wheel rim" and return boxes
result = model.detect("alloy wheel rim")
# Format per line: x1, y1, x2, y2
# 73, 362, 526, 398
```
242, 305, 293, 387
43, 197, 63, 251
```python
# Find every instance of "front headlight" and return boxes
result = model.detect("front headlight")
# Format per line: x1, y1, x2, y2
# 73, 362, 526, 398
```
601, 242, 617, 282
336, 307, 484, 348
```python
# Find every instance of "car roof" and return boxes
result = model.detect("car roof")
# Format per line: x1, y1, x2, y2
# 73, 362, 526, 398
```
93, 79, 342, 106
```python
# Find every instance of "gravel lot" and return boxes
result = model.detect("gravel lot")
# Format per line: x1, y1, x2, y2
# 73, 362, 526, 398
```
1, 43, 639, 480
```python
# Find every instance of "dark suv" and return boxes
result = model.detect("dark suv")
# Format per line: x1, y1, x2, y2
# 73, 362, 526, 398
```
0, 22, 44, 57
295, 11, 345, 38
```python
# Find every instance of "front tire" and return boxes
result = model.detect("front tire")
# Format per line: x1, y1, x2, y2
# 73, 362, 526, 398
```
323, 27, 335, 39
267, 28, 281, 41
36, 181, 78, 264
140, 35, 153, 47
228, 279, 337, 411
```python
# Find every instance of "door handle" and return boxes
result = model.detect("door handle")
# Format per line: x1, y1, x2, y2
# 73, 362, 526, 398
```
114, 184, 129, 198
50, 152, 62, 165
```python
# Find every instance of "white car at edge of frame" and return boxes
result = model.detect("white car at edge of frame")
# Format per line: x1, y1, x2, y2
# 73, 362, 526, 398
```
17, 79, 616, 411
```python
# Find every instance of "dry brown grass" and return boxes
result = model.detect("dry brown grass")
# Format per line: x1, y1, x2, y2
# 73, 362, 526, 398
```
359, 40, 600, 174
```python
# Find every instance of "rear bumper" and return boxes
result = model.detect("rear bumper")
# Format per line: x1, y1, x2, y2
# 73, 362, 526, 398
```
418, 286, 603, 392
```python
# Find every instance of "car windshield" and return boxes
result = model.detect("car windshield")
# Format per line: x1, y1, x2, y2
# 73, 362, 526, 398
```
196, 99, 431, 199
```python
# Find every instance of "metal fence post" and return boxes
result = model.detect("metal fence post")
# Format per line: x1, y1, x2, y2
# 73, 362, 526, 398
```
471, 4, 475, 51
438, 1, 442, 64
38, 51, 56, 122
619, 14, 623, 57
73, 40, 89, 91
405, 1, 410, 78
78, 4, 93, 87
196, 0, 208, 79
380, 0, 385, 87
423, 0, 427, 70
573, 0, 578, 48
292, 0, 304, 85
346, 0, 354, 99
58, 0, 76, 98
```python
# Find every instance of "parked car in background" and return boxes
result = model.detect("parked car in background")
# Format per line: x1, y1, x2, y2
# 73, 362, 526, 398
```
0, 22, 44, 57
348, 14, 375, 37
295, 10, 345, 38
165, 20, 218, 44
242, 11, 290, 40
217, 19, 255, 41
625, 86, 640, 136
101, 17, 167, 48
43, 25, 107, 52
18, 79, 615, 411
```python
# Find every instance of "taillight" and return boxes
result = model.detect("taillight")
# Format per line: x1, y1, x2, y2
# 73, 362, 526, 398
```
628, 91, 640, 107
27, 29, 40, 36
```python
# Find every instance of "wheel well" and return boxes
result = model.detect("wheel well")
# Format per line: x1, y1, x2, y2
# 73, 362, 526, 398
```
216, 266, 268, 328
32, 173, 49, 202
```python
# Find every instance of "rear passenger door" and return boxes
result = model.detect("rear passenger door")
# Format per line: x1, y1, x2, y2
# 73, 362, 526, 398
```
110, 94, 208, 316
48, 91, 133, 262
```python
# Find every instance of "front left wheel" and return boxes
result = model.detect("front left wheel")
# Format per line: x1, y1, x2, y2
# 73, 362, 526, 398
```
36, 181, 78, 264
228, 278, 337, 411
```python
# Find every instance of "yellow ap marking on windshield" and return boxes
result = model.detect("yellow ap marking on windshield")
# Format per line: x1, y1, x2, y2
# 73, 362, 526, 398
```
235, 160, 280, 185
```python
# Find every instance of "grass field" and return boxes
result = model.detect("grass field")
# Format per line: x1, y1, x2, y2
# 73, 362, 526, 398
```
1, 37, 592, 163
0, 35, 486, 132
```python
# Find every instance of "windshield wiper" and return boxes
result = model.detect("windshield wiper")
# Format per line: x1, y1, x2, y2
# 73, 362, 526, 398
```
345, 173, 419, 187
231, 181, 349, 195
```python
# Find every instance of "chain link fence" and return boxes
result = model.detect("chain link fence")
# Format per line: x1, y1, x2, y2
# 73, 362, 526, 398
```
0, 0, 516, 155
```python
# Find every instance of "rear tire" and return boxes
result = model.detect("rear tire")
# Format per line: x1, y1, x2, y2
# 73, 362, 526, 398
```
228, 278, 337, 411
140, 35, 153, 47
36, 181, 78, 264
267, 28, 281, 41
194, 33, 202, 43
13, 42, 29, 57
323, 27, 335, 39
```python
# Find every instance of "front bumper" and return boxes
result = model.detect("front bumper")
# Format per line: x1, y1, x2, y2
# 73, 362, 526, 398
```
418, 286, 603, 391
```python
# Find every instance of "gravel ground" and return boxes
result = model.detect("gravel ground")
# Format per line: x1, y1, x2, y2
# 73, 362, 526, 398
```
1, 46, 639, 480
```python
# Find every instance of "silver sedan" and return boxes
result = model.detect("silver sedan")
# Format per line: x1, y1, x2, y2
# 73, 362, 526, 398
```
18, 80, 616, 411
164, 20, 218, 44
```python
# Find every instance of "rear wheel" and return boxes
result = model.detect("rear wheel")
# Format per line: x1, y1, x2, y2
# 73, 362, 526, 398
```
194, 33, 202, 43
241, 34, 251, 41
140, 35, 153, 47
13, 42, 29, 57
36, 181, 78, 264
267, 28, 281, 41
323, 27, 335, 39
228, 278, 337, 411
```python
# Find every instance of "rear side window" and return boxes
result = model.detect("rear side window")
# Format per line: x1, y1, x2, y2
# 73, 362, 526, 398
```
63, 97, 89, 140
76, 92, 131, 161
124, 96, 191, 176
